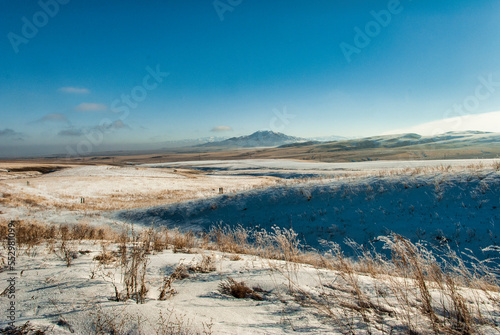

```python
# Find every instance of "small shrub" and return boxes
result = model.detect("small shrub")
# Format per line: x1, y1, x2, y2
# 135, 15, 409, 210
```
152, 228, 169, 252
159, 264, 189, 300
87, 304, 128, 334
0, 321, 49, 334
219, 277, 262, 300
493, 161, 500, 171
71, 222, 94, 240
209, 224, 250, 254
172, 230, 196, 253
58, 239, 77, 267
2, 220, 56, 255
123, 244, 149, 304
188, 254, 216, 273
112, 227, 150, 304
94, 244, 116, 265
228, 254, 242, 261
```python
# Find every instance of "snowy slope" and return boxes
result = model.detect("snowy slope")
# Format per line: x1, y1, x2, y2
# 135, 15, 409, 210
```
314, 131, 500, 150
5, 242, 499, 334
118, 169, 500, 260
385, 111, 500, 135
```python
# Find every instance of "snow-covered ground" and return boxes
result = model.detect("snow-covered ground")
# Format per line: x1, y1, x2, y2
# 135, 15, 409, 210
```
143, 158, 500, 178
1, 159, 499, 258
3, 241, 499, 334
1, 159, 499, 333
143, 158, 500, 171
0, 165, 280, 212
120, 164, 500, 261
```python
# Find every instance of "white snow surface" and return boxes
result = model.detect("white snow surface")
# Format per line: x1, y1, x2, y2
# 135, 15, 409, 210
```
0, 165, 279, 212
1, 159, 500, 334
143, 158, 500, 177
121, 162, 500, 261
3, 242, 499, 334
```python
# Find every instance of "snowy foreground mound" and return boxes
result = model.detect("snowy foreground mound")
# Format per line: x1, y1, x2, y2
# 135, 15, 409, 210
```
5, 241, 499, 334
118, 170, 500, 260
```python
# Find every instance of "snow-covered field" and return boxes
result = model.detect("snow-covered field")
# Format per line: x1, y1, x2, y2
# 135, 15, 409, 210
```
0, 165, 280, 212
143, 158, 500, 178
1, 158, 499, 334
3, 239, 499, 334
123, 160, 500, 261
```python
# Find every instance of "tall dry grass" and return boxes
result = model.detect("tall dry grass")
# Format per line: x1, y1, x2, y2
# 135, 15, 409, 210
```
1, 217, 498, 333
0, 219, 119, 258
287, 234, 500, 334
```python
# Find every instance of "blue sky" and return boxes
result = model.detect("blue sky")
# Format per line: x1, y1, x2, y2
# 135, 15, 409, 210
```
1, 0, 500, 157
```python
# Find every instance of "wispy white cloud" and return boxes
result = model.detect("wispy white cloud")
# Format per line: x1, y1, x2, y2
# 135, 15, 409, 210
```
34, 113, 127, 139
74, 103, 107, 112
211, 125, 233, 132
58, 86, 91, 94
35, 113, 68, 123
384, 111, 500, 136
58, 128, 84, 137
96, 120, 130, 131
58, 120, 131, 137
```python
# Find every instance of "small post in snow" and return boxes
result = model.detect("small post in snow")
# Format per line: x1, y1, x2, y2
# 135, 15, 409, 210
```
219, 187, 223, 194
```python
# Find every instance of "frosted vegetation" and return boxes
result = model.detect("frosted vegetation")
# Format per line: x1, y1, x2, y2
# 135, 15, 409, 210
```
121, 162, 500, 262
0, 159, 499, 334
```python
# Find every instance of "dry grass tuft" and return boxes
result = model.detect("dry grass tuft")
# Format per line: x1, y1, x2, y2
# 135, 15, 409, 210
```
172, 229, 196, 253
0, 321, 49, 334
94, 243, 117, 265
381, 234, 497, 334
228, 254, 242, 261
121, 239, 150, 304
219, 277, 263, 300
209, 224, 249, 254
264, 232, 499, 334
159, 264, 190, 301
188, 253, 216, 273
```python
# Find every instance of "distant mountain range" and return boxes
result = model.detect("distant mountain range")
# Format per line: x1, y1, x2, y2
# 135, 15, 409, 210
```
190, 129, 500, 161
156, 136, 228, 149
288, 130, 499, 150
39, 129, 499, 162
269, 130, 500, 161
191, 130, 500, 152
306, 135, 351, 142
195, 130, 305, 148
